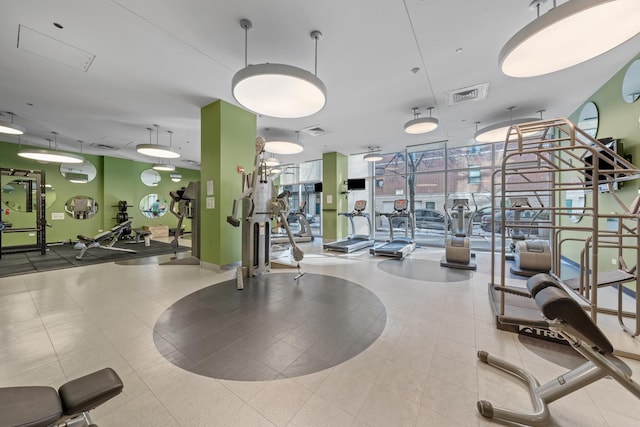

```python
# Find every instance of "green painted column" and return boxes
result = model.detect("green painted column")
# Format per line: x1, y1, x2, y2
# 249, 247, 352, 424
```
200, 100, 256, 269
322, 151, 349, 240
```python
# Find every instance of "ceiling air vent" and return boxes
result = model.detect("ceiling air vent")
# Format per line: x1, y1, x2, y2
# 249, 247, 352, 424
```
447, 83, 489, 106
301, 125, 329, 137
89, 143, 119, 151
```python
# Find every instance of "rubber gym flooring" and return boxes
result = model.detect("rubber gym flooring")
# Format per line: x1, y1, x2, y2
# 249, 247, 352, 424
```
0, 240, 190, 277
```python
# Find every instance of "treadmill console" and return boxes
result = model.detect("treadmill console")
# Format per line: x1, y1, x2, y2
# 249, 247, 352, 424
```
509, 197, 530, 208
354, 200, 366, 211
394, 199, 408, 212
452, 199, 469, 210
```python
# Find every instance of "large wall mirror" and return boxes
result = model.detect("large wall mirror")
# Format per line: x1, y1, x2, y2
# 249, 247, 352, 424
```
141, 169, 161, 187
1, 178, 56, 211
65, 195, 99, 219
622, 59, 640, 104
139, 193, 168, 218
577, 101, 599, 138
565, 188, 586, 223
60, 161, 97, 183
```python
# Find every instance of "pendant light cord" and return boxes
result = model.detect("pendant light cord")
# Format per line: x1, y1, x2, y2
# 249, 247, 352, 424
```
314, 35, 318, 76
240, 19, 252, 68
310, 31, 322, 77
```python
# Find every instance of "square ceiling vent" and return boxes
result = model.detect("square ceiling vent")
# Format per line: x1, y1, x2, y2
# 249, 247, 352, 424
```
447, 83, 489, 106
301, 125, 329, 137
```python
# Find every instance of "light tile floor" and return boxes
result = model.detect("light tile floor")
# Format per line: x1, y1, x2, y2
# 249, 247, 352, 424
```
1, 239, 639, 426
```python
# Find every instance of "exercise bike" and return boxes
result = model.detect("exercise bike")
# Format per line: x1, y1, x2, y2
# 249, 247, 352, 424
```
0, 367, 123, 427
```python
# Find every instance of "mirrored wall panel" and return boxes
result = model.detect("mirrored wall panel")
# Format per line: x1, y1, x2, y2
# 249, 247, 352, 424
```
60, 161, 97, 183
622, 59, 640, 104
577, 101, 599, 138
139, 193, 168, 218
141, 169, 161, 187
65, 195, 99, 219
1, 178, 56, 211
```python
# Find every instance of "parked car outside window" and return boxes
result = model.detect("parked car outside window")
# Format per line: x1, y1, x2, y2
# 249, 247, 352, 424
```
390, 209, 449, 231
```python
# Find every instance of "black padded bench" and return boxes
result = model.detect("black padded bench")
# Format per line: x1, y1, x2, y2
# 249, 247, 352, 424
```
478, 273, 640, 425
0, 368, 123, 427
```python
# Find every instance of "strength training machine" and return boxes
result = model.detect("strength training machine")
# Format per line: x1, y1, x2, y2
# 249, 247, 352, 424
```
0, 167, 47, 259
0, 367, 123, 427
370, 199, 415, 259
440, 198, 476, 270
227, 137, 304, 278
478, 273, 640, 425
323, 200, 374, 253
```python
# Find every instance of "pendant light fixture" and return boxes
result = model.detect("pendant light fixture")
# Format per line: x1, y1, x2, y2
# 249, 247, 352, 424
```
263, 129, 304, 154
0, 112, 25, 135
363, 147, 383, 162
137, 124, 180, 159
500, 0, 640, 78
474, 107, 543, 143
264, 155, 280, 167
404, 107, 439, 134
231, 19, 327, 118
153, 130, 177, 171
18, 131, 84, 163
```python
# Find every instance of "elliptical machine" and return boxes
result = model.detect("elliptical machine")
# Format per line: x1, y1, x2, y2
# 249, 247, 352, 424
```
506, 197, 551, 277
163, 181, 200, 265
440, 198, 476, 270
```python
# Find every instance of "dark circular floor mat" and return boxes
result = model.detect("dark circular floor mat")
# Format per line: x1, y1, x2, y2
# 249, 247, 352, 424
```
377, 259, 472, 283
154, 273, 386, 381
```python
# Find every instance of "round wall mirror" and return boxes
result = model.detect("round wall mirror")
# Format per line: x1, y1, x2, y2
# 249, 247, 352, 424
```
65, 195, 99, 219
139, 194, 168, 218
565, 189, 585, 223
577, 101, 599, 138
1, 178, 56, 211
622, 59, 640, 104
141, 169, 161, 187
60, 161, 97, 183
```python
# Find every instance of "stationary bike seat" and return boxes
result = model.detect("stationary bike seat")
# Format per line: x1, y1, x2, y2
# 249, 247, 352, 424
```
0, 386, 62, 427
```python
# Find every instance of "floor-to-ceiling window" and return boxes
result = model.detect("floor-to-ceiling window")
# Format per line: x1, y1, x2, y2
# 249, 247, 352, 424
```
276, 160, 323, 238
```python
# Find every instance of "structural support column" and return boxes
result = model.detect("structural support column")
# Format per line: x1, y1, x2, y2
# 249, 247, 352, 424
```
322, 151, 349, 241
200, 100, 256, 270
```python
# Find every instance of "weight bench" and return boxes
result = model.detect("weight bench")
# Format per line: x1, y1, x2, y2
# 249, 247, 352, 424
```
478, 273, 640, 425
75, 220, 137, 260
0, 367, 123, 427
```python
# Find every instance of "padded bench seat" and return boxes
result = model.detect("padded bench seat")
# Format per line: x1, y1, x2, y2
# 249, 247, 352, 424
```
59, 367, 123, 415
0, 386, 62, 427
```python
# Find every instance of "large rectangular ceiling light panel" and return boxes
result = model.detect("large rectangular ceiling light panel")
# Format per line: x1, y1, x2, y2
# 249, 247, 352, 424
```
17, 25, 96, 72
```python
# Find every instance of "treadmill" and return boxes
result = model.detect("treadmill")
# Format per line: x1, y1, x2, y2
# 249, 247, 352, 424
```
323, 200, 375, 253
370, 199, 416, 259
272, 201, 314, 244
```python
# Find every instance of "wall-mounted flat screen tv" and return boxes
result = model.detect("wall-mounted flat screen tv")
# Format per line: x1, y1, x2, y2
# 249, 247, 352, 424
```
583, 138, 623, 192
347, 178, 366, 191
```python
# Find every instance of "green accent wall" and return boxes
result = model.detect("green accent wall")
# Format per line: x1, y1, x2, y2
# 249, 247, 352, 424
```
200, 100, 255, 267
322, 151, 349, 240
0, 140, 199, 246
564, 53, 640, 274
